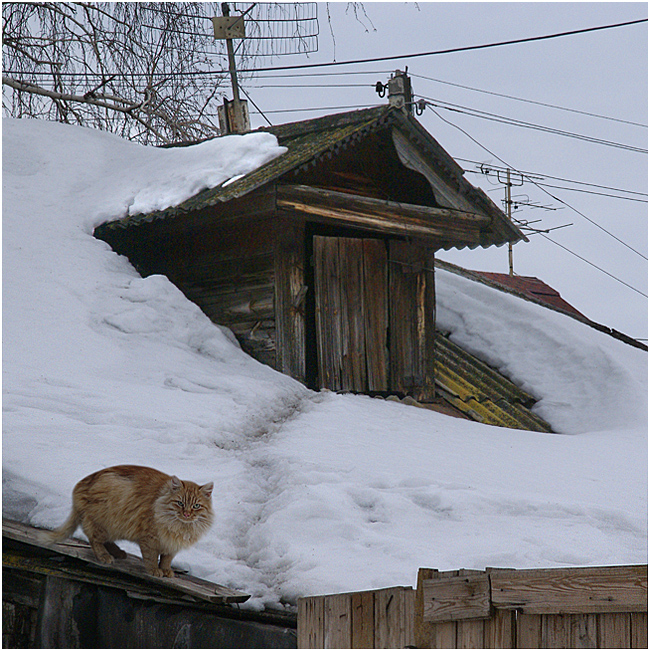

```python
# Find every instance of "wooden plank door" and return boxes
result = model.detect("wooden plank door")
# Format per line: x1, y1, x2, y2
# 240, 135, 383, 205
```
313, 236, 388, 392
388, 240, 436, 401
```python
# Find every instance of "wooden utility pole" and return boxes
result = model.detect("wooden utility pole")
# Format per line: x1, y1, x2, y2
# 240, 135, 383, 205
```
212, 3, 250, 133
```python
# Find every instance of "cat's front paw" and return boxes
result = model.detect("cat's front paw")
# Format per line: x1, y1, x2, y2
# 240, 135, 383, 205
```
161, 568, 175, 578
148, 567, 165, 577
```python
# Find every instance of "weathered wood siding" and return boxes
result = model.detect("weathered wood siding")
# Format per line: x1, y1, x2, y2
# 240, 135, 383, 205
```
274, 217, 307, 383
388, 240, 436, 400
415, 566, 647, 649
178, 216, 277, 368
297, 565, 647, 649
313, 236, 388, 392
95, 189, 281, 370
297, 586, 415, 649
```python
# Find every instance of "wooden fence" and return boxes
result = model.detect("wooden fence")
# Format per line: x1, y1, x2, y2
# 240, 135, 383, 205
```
297, 586, 415, 649
297, 565, 647, 649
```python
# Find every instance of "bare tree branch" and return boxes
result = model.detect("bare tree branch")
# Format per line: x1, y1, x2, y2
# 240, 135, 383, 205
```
2, 2, 228, 144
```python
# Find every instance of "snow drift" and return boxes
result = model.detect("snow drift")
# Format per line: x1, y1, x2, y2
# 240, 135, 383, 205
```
3, 118, 647, 611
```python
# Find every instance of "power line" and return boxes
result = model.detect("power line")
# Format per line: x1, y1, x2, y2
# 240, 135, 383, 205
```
241, 18, 648, 73
531, 182, 648, 203
410, 72, 647, 129
540, 234, 647, 298
417, 96, 647, 154
456, 158, 647, 198
427, 105, 649, 292
464, 169, 648, 203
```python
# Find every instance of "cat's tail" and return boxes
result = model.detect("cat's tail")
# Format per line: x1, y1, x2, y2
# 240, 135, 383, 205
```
47, 508, 79, 543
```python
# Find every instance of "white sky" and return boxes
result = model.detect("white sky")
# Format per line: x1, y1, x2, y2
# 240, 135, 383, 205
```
232, 2, 648, 340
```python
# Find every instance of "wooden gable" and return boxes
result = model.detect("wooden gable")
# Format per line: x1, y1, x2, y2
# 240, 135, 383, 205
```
94, 107, 552, 432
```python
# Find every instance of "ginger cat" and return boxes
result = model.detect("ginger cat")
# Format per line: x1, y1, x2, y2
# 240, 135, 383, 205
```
49, 465, 214, 577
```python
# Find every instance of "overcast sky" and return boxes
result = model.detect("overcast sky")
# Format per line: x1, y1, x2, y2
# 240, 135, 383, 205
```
230, 2, 647, 340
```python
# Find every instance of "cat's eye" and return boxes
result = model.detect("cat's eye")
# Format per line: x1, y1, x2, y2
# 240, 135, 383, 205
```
192, 504, 201, 509
176, 500, 184, 508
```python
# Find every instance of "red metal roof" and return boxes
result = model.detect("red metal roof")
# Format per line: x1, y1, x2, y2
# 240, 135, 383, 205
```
472, 271, 586, 319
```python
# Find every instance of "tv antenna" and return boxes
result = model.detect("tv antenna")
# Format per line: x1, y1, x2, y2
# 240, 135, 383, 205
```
212, 3, 319, 133
479, 165, 572, 275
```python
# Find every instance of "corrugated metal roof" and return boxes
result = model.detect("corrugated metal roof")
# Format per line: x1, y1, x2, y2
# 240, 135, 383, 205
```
472, 271, 586, 319
102, 106, 526, 249
434, 333, 553, 432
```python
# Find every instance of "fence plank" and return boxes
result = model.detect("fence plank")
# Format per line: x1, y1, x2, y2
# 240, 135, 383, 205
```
432, 621, 458, 649
630, 612, 647, 649
351, 590, 374, 649
492, 566, 647, 614
484, 608, 515, 648
422, 573, 491, 622
542, 613, 572, 648
416, 569, 460, 648
374, 587, 414, 649
324, 593, 352, 649
456, 619, 485, 649
516, 613, 542, 649
570, 614, 598, 649
298, 596, 325, 649
598, 613, 631, 649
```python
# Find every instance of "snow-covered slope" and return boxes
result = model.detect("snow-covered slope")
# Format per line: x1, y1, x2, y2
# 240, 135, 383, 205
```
3, 118, 647, 611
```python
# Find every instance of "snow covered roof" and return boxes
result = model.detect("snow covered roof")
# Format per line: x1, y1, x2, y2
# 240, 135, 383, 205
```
437, 259, 647, 352
3, 117, 647, 612
104, 106, 525, 250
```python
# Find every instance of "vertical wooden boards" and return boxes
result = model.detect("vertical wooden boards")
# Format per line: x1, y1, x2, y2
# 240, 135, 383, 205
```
363, 239, 388, 391
339, 237, 367, 392
313, 236, 388, 393
297, 587, 414, 649
414, 565, 648, 649
351, 590, 375, 648
275, 218, 306, 382
314, 236, 344, 391
298, 596, 325, 649
388, 240, 436, 400
630, 612, 648, 648
374, 587, 415, 649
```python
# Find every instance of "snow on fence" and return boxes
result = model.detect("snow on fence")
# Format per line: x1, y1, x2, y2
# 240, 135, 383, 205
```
297, 565, 647, 649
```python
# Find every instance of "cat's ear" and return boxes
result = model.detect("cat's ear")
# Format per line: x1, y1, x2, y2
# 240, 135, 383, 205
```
201, 482, 214, 498
170, 475, 182, 490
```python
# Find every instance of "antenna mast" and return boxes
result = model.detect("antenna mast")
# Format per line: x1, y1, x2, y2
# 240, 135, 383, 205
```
213, 3, 250, 133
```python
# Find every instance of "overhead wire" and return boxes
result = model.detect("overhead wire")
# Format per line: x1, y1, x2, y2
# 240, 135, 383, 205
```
417, 96, 647, 154
10, 17, 645, 77
410, 72, 647, 129
426, 105, 648, 295
241, 18, 649, 73
456, 158, 647, 198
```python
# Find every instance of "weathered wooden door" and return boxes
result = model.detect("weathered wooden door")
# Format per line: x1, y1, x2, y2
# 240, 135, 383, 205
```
313, 236, 388, 392
313, 236, 436, 399
388, 241, 436, 401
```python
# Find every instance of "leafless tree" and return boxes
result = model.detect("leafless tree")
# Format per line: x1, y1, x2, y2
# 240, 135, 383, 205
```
3, 2, 228, 144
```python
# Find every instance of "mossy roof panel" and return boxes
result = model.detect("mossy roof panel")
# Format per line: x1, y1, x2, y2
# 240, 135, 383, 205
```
103, 106, 525, 248
434, 333, 553, 432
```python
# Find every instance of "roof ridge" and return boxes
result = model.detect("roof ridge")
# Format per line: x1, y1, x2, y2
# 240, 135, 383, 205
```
258, 105, 392, 141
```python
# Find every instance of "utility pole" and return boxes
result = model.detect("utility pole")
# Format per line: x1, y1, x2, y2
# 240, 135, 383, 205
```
212, 3, 250, 133
493, 167, 522, 276
506, 168, 514, 276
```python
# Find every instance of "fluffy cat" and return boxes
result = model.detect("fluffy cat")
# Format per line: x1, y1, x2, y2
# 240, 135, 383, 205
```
49, 465, 214, 578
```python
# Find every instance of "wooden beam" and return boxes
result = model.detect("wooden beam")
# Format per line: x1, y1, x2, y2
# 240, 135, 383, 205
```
490, 565, 648, 615
277, 184, 489, 245
421, 573, 491, 622
3, 518, 250, 605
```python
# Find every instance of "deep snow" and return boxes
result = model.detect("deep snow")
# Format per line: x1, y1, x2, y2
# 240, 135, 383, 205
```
3, 118, 647, 611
